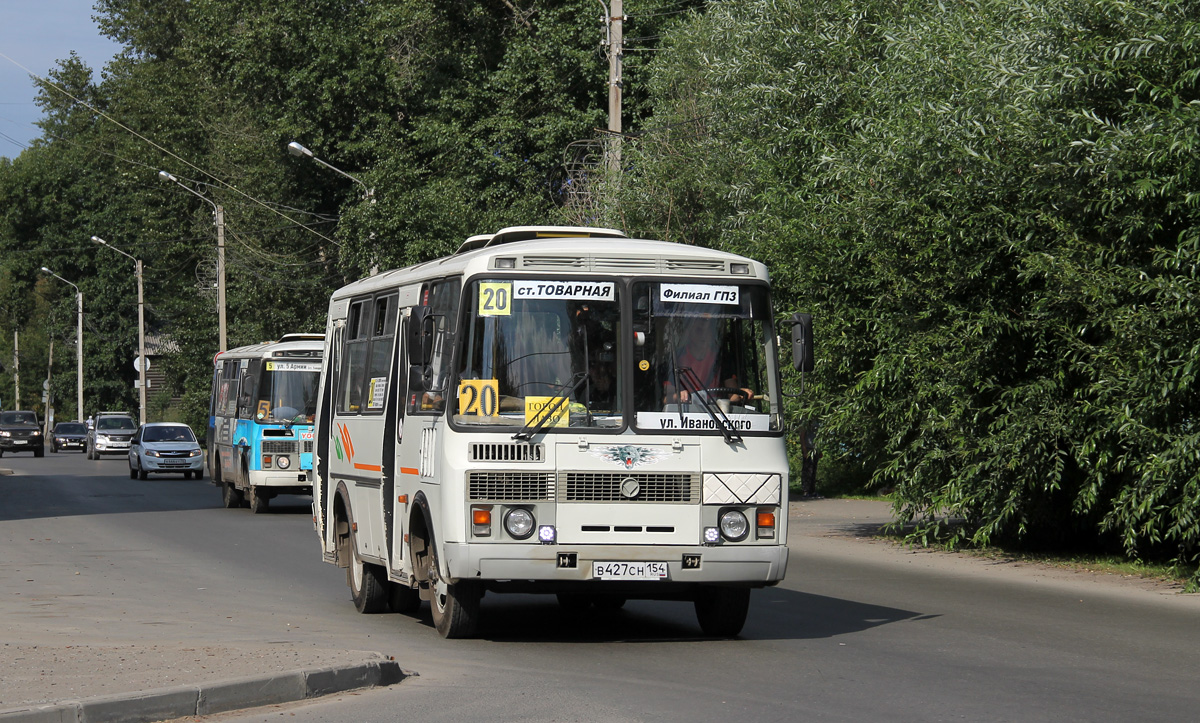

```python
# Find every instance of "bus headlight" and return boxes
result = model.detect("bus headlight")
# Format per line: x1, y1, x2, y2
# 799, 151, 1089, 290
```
504, 508, 535, 540
277, 455, 291, 470
719, 509, 749, 542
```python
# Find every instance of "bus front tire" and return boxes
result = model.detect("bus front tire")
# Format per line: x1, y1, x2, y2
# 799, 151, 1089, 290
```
222, 482, 243, 509
431, 580, 481, 639
694, 586, 751, 638
248, 485, 269, 513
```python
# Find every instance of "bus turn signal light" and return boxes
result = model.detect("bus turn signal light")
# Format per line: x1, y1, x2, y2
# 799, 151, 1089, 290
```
757, 509, 776, 539
472, 506, 493, 537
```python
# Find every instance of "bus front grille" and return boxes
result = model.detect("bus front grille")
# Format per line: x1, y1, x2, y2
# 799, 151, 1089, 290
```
262, 441, 297, 454
560, 473, 699, 503
470, 442, 544, 462
468, 472, 556, 501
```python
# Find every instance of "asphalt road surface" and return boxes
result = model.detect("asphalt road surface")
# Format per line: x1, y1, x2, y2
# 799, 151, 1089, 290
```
2, 451, 1198, 722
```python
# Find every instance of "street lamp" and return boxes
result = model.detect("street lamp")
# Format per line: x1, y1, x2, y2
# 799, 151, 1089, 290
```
158, 170, 227, 352
39, 267, 83, 424
91, 236, 147, 426
287, 141, 375, 202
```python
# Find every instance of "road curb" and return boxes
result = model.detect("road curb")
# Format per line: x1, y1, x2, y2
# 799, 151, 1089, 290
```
0, 658, 408, 723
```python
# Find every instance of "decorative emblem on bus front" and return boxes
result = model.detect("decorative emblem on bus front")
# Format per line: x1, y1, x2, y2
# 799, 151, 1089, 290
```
592, 445, 671, 470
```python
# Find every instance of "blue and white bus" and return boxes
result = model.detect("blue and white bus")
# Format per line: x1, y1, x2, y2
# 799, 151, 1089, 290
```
208, 333, 323, 512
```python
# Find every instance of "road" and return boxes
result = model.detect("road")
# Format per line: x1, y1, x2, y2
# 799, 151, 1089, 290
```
1, 451, 1198, 722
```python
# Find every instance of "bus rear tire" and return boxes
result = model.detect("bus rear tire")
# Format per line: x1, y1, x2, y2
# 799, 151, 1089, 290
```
348, 539, 389, 614
694, 586, 751, 638
431, 580, 481, 639
222, 481, 243, 509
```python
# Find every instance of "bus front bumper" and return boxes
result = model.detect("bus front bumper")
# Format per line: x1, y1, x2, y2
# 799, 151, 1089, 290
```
442, 542, 788, 588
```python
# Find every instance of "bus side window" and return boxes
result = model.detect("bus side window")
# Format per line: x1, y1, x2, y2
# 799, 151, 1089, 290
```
407, 277, 460, 415
219, 360, 239, 417
365, 294, 398, 412
338, 299, 370, 414
237, 360, 261, 420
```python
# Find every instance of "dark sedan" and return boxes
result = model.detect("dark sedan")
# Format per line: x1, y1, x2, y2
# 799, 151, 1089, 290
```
0, 410, 44, 457
51, 421, 88, 453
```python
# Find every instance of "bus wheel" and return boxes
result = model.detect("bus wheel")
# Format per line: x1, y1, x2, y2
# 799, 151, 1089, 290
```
347, 535, 389, 614
389, 583, 421, 615
222, 481, 243, 509
694, 586, 751, 638
248, 486, 269, 514
431, 579, 481, 639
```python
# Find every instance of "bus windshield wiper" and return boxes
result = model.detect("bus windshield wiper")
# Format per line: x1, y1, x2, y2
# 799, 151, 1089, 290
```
512, 372, 589, 441
674, 366, 743, 445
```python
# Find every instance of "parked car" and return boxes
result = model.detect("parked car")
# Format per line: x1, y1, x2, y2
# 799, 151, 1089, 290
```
0, 410, 44, 458
50, 421, 88, 453
87, 412, 137, 459
128, 422, 205, 480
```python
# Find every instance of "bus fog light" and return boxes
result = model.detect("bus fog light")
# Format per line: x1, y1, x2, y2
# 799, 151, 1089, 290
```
703, 526, 721, 545
504, 508, 535, 539
277, 455, 291, 470
719, 509, 749, 542
538, 525, 557, 544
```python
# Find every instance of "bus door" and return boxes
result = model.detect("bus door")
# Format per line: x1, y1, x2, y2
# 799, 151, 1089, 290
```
214, 358, 242, 481
395, 278, 459, 572
329, 292, 398, 562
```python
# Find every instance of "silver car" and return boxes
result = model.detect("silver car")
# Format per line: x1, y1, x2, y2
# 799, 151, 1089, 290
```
128, 423, 205, 480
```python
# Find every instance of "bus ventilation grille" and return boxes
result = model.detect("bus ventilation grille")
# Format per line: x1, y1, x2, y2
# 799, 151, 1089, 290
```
560, 473, 699, 503
469, 443, 544, 463
262, 441, 297, 454
468, 472, 556, 501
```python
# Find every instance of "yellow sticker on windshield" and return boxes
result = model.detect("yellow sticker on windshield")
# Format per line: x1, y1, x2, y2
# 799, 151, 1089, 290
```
478, 282, 512, 316
458, 379, 499, 416
524, 396, 569, 427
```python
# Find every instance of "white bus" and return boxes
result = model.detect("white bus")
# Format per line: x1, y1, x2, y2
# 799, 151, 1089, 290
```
208, 333, 323, 512
313, 226, 813, 638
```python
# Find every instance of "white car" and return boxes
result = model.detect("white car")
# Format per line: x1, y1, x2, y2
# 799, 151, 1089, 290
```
128, 423, 205, 480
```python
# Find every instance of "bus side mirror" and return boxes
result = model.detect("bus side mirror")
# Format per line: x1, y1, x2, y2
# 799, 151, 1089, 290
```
790, 313, 814, 372
406, 306, 437, 367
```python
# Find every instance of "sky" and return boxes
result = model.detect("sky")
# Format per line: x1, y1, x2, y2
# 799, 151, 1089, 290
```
0, 0, 123, 158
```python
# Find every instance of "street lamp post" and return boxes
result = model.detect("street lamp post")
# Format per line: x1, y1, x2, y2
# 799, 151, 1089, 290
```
39, 268, 83, 424
91, 237, 147, 425
288, 141, 377, 273
158, 171, 227, 352
287, 141, 375, 202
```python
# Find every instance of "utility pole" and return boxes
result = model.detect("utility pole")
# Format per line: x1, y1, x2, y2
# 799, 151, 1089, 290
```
135, 257, 147, 424
13, 330, 19, 409
601, 0, 624, 172
217, 204, 227, 352
44, 337, 53, 434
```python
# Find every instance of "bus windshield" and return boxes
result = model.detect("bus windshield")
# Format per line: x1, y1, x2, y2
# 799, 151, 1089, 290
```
255, 362, 320, 424
631, 282, 781, 433
454, 279, 622, 429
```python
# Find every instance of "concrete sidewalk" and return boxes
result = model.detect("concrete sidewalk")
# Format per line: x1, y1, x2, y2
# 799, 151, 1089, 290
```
0, 646, 408, 722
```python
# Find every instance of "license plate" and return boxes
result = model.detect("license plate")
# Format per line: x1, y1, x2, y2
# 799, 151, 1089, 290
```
13, 440, 27, 445
592, 561, 668, 580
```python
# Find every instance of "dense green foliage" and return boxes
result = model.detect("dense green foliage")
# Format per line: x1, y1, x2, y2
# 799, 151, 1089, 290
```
611, 0, 1199, 579
1, 0, 1196, 580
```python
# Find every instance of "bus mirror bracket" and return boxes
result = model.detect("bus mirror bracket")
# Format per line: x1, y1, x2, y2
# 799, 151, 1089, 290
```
789, 313, 814, 373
